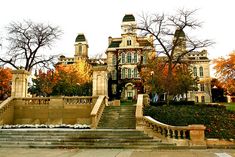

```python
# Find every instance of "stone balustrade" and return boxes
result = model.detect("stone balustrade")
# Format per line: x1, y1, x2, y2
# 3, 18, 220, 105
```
63, 96, 93, 104
135, 94, 206, 147
22, 97, 50, 105
143, 116, 190, 140
0, 97, 14, 125
0, 96, 100, 125
90, 95, 107, 128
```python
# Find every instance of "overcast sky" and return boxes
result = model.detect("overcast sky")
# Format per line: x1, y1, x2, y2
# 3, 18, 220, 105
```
1, 0, 234, 61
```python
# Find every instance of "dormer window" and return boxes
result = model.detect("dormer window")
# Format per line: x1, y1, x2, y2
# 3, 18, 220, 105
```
127, 40, 131, 46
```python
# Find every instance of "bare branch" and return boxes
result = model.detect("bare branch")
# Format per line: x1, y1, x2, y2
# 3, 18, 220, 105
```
0, 20, 62, 71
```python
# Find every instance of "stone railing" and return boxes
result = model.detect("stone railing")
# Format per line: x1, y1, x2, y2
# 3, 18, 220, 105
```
136, 94, 149, 129
143, 116, 190, 139
0, 96, 99, 125
22, 97, 50, 105
142, 116, 206, 146
0, 97, 14, 125
63, 96, 93, 104
90, 95, 107, 129
135, 94, 206, 147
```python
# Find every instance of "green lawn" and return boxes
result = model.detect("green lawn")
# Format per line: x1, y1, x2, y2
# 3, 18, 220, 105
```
144, 104, 235, 139
221, 102, 235, 111
120, 100, 136, 106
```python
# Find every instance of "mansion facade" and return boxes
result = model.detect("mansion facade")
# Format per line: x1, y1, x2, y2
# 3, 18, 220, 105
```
58, 14, 211, 103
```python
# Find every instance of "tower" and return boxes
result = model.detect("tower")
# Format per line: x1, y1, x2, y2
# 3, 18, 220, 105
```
74, 33, 89, 61
173, 28, 186, 57
121, 14, 137, 35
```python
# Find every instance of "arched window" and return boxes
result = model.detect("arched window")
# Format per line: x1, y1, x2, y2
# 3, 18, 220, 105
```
127, 40, 131, 46
128, 69, 132, 78
199, 67, 204, 77
112, 54, 116, 65
121, 53, 125, 63
121, 68, 126, 79
127, 52, 132, 63
79, 45, 82, 55
200, 83, 204, 91
134, 53, 138, 63
193, 67, 197, 77
134, 68, 138, 78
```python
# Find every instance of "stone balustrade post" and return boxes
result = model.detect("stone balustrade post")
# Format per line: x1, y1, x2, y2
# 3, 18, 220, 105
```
188, 125, 206, 147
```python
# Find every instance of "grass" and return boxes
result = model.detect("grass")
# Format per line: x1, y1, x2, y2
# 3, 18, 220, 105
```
221, 102, 235, 111
120, 100, 136, 106
143, 104, 235, 139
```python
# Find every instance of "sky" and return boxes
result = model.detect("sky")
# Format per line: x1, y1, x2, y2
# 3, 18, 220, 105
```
0, 0, 234, 62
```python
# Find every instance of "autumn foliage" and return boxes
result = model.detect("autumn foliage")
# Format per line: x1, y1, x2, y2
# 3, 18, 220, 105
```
30, 59, 92, 96
140, 57, 196, 100
0, 67, 12, 100
213, 51, 235, 95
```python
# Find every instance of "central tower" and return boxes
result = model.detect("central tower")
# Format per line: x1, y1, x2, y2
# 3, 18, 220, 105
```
74, 33, 89, 61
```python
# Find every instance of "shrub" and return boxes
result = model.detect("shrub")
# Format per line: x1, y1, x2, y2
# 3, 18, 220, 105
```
169, 100, 195, 106
143, 105, 235, 139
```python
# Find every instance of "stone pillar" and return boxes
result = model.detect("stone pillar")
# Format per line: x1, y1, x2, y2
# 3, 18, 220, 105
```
11, 69, 30, 97
188, 125, 206, 147
92, 66, 108, 96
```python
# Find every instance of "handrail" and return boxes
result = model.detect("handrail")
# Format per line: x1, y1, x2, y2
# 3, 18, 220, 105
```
143, 116, 190, 139
90, 95, 107, 128
0, 97, 14, 124
135, 94, 143, 119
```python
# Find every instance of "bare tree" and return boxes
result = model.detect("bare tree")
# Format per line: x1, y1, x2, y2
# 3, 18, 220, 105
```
0, 20, 62, 71
137, 9, 214, 100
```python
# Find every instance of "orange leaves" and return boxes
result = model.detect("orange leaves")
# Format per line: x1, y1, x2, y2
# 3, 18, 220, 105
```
55, 59, 92, 85
36, 69, 59, 96
0, 67, 12, 99
213, 51, 235, 95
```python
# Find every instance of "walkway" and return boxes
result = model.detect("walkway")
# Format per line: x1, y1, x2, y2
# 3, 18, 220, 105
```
0, 148, 234, 157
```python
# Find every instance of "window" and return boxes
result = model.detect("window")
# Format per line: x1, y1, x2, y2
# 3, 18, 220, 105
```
127, 40, 131, 46
112, 70, 117, 80
79, 45, 82, 55
143, 53, 147, 64
121, 53, 125, 63
134, 68, 138, 78
128, 69, 132, 78
127, 52, 132, 63
134, 53, 138, 63
127, 92, 133, 98
200, 84, 204, 91
112, 54, 116, 65
199, 67, 204, 77
195, 96, 199, 103
193, 67, 197, 77
201, 96, 205, 103
121, 68, 126, 79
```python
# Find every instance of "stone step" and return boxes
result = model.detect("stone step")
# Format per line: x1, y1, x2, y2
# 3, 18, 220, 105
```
0, 129, 175, 149
0, 144, 176, 149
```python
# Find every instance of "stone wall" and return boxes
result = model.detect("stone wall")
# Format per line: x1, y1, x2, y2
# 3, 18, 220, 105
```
1, 97, 98, 125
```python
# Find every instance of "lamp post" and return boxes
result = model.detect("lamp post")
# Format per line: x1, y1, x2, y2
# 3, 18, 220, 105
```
151, 71, 154, 102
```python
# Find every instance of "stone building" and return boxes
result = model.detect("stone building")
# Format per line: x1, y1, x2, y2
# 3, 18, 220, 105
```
187, 50, 211, 103
106, 14, 155, 100
58, 14, 211, 102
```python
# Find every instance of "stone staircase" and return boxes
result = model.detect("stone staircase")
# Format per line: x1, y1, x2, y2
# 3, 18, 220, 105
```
0, 104, 176, 149
0, 129, 175, 149
98, 105, 136, 129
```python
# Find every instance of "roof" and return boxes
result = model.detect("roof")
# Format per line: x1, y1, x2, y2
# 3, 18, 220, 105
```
108, 41, 122, 48
75, 34, 86, 42
174, 29, 185, 38
137, 40, 152, 47
122, 14, 135, 22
